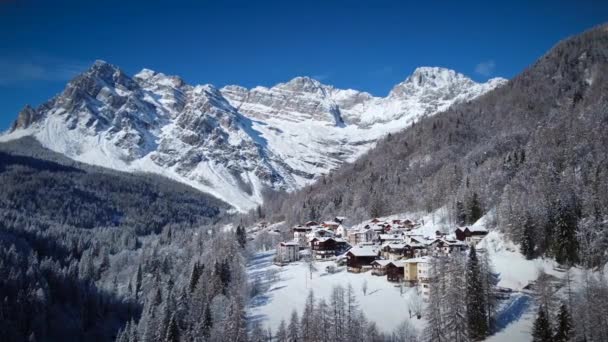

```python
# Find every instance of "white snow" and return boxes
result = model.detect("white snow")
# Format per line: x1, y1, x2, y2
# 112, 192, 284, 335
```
247, 251, 426, 334
1, 63, 506, 212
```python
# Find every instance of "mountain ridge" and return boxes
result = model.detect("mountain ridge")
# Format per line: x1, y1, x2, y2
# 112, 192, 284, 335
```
1, 61, 506, 211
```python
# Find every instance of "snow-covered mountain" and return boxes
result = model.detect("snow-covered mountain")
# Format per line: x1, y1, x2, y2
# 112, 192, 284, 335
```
0, 61, 506, 211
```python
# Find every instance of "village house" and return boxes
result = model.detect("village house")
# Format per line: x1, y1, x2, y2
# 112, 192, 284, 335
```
334, 216, 347, 224
276, 241, 300, 265
377, 233, 403, 245
305, 228, 335, 242
310, 237, 349, 260
403, 257, 431, 298
403, 240, 429, 259
345, 245, 380, 273
386, 260, 405, 282
292, 225, 313, 243
401, 219, 418, 229
322, 221, 340, 230
381, 242, 406, 260
335, 224, 348, 238
403, 232, 425, 243
455, 226, 489, 245
429, 238, 467, 255
347, 228, 376, 245
372, 260, 406, 282
304, 220, 319, 227
371, 259, 392, 276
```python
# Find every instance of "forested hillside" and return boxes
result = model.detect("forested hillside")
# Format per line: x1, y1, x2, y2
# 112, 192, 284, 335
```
0, 137, 233, 341
262, 25, 608, 267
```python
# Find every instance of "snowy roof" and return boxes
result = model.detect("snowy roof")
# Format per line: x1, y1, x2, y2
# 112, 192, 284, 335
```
382, 242, 406, 250
457, 226, 488, 233
312, 237, 347, 243
405, 241, 427, 248
372, 259, 406, 267
379, 234, 403, 240
280, 241, 299, 246
312, 229, 334, 237
347, 245, 379, 257
350, 229, 373, 235
371, 259, 392, 267
403, 256, 430, 264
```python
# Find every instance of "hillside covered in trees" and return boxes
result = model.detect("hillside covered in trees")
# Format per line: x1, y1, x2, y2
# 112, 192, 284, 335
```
262, 24, 608, 268
0, 137, 233, 341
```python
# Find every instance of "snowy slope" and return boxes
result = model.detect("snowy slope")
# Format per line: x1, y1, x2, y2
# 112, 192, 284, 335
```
1, 61, 506, 211
247, 251, 426, 334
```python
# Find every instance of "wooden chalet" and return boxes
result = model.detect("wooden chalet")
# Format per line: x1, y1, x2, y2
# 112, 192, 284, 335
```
310, 237, 349, 260
403, 240, 428, 258
378, 233, 403, 244
430, 239, 467, 255
371, 259, 391, 276
386, 260, 405, 282
346, 245, 379, 272
381, 242, 406, 260
455, 226, 489, 244
305, 220, 320, 227
402, 219, 417, 228
371, 260, 405, 282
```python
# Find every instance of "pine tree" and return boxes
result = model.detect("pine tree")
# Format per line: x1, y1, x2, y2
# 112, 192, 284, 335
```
554, 303, 572, 342
456, 201, 467, 226
300, 291, 315, 341
532, 305, 553, 342
345, 283, 360, 342
236, 225, 247, 248
188, 262, 201, 293
520, 214, 536, 259
164, 314, 179, 342
135, 264, 143, 300
445, 254, 469, 342
275, 320, 288, 342
202, 304, 212, 338
480, 249, 499, 330
314, 299, 331, 342
466, 246, 488, 340
468, 192, 483, 224
225, 296, 247, 342
287, 310, 299, 342
553, 200, 579, 265
424, 257, 447, 342
250, 320, 266, 342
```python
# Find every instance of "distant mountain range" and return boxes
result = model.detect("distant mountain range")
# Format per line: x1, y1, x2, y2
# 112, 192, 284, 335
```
0, 62, 505, 211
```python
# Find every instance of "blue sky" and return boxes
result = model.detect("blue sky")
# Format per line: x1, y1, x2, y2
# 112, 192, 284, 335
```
1, 0, 607, 131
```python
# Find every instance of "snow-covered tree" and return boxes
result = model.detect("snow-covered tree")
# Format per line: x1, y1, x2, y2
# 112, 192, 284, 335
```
466, 246, 488, 340
532, 305, 553, 342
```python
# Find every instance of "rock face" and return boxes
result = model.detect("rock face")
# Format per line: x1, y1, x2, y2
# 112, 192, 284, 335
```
1, 60, 506, 211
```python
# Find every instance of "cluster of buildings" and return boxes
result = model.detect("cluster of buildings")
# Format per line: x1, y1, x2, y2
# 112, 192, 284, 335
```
276, 216, 489, 298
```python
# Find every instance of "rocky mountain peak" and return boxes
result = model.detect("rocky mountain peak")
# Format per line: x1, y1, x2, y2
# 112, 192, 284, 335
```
2, 61, 505, 211
275, 76, 327, 94
10, 105, 37, 132
389, 66, 474, 97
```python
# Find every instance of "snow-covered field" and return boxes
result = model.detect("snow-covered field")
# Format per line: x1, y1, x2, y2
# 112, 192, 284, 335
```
246, 251, 427, 334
